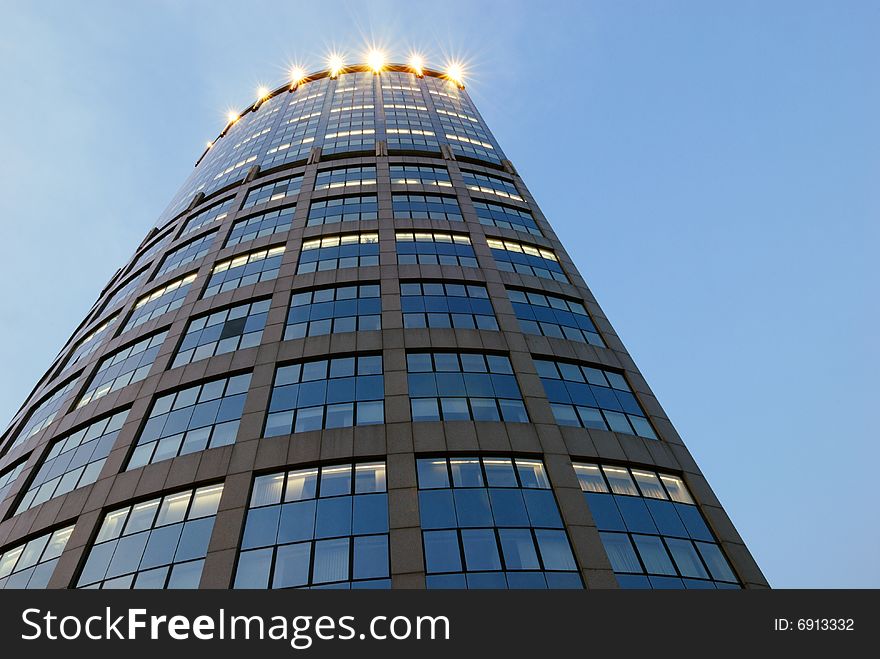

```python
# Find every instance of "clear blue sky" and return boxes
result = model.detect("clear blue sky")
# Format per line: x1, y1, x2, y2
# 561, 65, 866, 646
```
0, 0, 876, 588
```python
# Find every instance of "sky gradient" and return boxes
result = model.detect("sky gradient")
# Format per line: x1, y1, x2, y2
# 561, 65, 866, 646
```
0, 0, 877, 588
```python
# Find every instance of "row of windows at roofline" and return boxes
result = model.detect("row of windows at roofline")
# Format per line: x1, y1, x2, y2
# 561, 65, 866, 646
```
4, 280, 609, 454
1, 351, 660, 520
0, 458, 739, 590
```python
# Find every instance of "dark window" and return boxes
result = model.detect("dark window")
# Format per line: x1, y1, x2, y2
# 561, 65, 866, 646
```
78, 330, 168, 408
307, 195, 378, 226
393, 194, 462, 221
473, 201, 540, 236
226, 207, 295, 247
172, 299, 269, 368
156, 231, 217, 278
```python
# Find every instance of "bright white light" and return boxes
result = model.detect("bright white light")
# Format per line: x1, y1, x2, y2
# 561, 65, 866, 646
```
290, 66, 307, 86
257, 86, 270, 99
366, 49, 385, 73
226, 111, 239, 124
445, 62, 465, 86
328, 53, 345, 77
408, 54, 424, 76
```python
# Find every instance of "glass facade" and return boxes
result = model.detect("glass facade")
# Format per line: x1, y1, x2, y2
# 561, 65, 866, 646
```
0, 526, 74, 589
400, 281, 498, 330
0, 65, 763, 591
16, 409, 129, 514
77, 484, 223, 589
407, 352, 528, 423
573, 463, 740, 589
535, 358, 658, 439
235, 462, 389, 589
171, 299, 269, 367
284, 283, 381, 339
418, 456, 580, 589
264, 355, 384, 436
127, 373, 251, 469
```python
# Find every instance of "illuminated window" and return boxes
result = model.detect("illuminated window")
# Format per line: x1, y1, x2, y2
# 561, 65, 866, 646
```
487, 238, 567, 282
123, 273, 197, 333
390, 164, 451, 187
234, 462, 389, 589
461, 171, 522, 201
395, 232, 477, 267
6, 377, 78, 450
77, 484, 223, 589
180, 198, 234, 236
573, 463, 739, 589
202, 246, 285, 298
241, 175, 303, 209
0, 525, 74, 589
418, 456, 581, 589
314, 166, 376, 191
296, 233, 379, 274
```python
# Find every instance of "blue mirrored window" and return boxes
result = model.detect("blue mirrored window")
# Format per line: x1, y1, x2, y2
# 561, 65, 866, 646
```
127, 373, 251, 469
235, 462, 388, 589
226, 206, 295, 247
308, 195, 378, 226
78, 330, 168, 408
77, 484, 223, 589
241, 175, 302, 210
401, 281, 497, 330
0, 525, 73, 590
508, 288, 604, 347
393, 194, 462, 221
487, 238, 567, 282
473, 201, 540, 236
123, 273, 197, 334
407, 352, 528, 423
156, 231, 217, 278
265, 355, 384, 437
203, 246, 285, 298
418, 456, 580, 589
17, 409, 129, 514
172, 299, 269, 367
535, 359, 657, 439
573, 463, 739, 589
285, 284, 380, 339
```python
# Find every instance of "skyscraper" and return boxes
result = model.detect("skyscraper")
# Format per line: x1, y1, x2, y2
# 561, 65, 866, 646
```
0, 60, 767, 590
